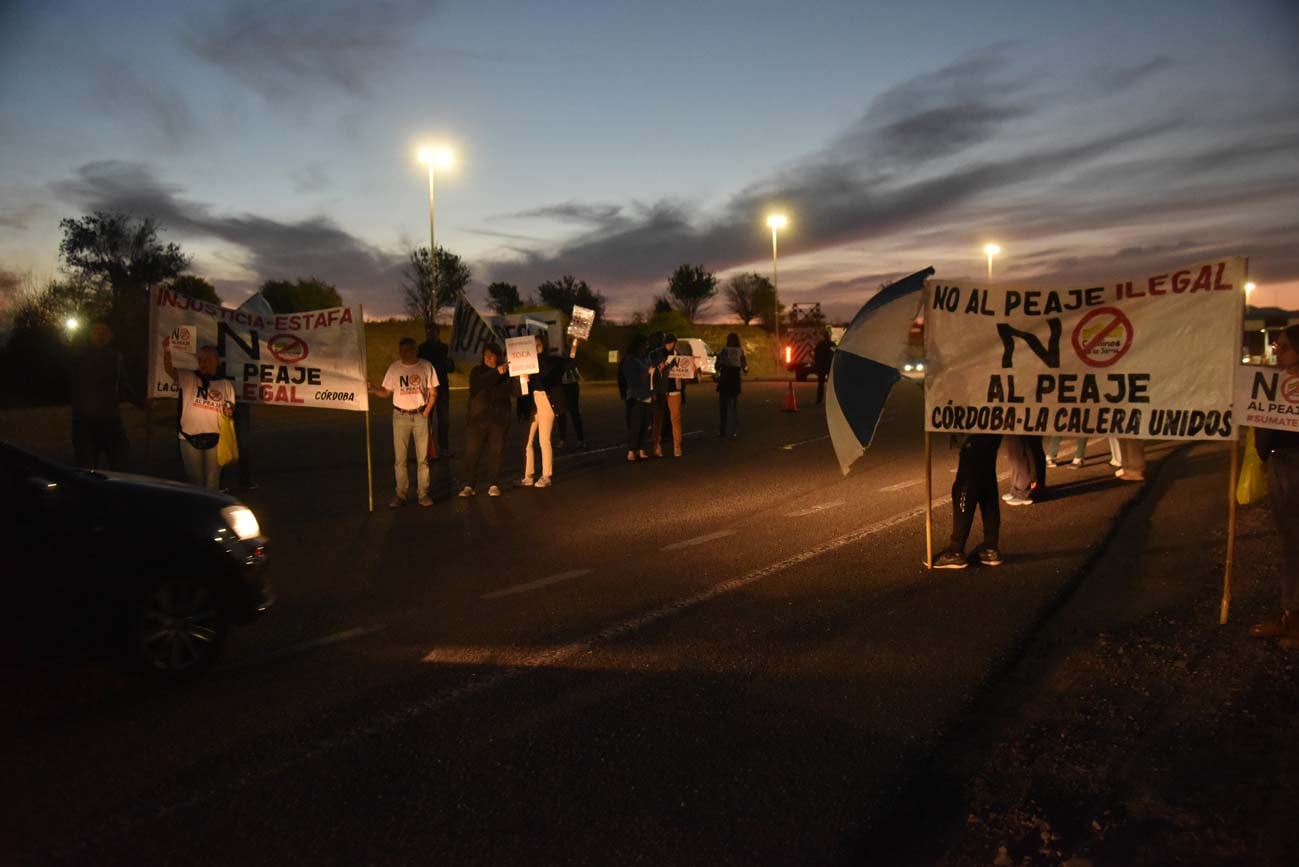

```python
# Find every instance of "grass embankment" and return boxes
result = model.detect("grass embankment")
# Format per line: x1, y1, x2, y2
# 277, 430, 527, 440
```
363, 318, 784, 387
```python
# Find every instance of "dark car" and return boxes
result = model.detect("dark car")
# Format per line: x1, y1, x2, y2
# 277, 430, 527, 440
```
0, 440, 271, 682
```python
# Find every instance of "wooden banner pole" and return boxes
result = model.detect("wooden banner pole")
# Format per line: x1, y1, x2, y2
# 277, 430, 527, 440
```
364, 410, 374, 513
924, 431, 934, 569
1220, 437, 1241, 624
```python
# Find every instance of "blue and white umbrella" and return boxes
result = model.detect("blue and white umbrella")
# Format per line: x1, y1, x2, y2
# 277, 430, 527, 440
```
826, 267, 933, 475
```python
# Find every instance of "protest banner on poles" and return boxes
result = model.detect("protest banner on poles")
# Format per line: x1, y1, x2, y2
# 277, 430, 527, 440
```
449, 296, 567, 365
924, 258, 1246, 441
147, 286, 369, 412
1235, 365, 1299, 433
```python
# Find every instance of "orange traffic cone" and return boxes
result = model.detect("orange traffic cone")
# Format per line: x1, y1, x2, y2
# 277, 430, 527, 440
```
782, 381, 799, 412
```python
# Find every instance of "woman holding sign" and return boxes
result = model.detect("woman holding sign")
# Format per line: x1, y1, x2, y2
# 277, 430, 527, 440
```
518, 332, 568, 488
651, 333, 687, 458
1251, 324, 1299, 649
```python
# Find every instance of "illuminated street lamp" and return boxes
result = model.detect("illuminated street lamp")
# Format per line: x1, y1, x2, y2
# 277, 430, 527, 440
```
767, 214, 787, 372
1244, 281, 1256, 297
984, 243, 1001, 281
64, 316, 80, 333
417, 145, 455, 273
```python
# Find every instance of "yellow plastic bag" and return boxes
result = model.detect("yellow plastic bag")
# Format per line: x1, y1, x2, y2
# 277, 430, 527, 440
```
1237, 426, 1267, 505
217, 413, 239, 467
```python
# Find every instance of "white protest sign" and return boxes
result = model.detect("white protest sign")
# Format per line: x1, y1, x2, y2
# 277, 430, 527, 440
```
1235, 365, 1299, 433
147, 286, 370, 411
567, 305, 595, 341
506, 335, 539, 395
924, 257, 1245, 440
669, 354, 697, 379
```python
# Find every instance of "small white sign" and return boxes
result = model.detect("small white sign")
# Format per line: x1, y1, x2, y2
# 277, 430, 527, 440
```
1235, 364, 1299, 433
608, 350, 619, 364
567, 305, 595, 341
505, 335, 540, 377
669, 354, 697, 379
170, 323, 198, 355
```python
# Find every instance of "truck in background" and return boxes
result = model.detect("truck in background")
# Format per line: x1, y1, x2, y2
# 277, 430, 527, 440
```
783, 303, 830, 381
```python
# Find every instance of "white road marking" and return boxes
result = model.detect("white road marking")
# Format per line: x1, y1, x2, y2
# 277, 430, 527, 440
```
661, 529, 736, 551
246, 626, 385, 666
562, 430, 704, 458
781, 434, 830, 451
784, 500, 844, 517
481, 569, 593, 600
879, 479, 921, 492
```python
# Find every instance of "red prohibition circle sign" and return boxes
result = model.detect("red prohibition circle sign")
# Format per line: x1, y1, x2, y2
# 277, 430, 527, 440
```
1071, 306, 1133, 368
267, 333, 309, 364
1281, 375, 1299, 404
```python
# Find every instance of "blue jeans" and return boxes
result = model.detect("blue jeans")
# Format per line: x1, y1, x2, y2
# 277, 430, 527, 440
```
392, 410, 429, 500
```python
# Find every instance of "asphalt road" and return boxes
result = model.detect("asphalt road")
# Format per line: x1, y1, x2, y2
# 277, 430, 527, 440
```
4, 380, 1172, 866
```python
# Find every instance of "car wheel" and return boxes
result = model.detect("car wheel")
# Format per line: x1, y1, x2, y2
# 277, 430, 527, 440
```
130, 576, 227, 681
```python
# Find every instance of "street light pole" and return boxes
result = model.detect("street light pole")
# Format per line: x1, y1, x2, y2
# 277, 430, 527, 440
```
767, 214, 787, 374
417, 146, 454, 321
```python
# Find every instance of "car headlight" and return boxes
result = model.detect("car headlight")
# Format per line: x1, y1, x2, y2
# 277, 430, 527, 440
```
221, 505, 261, 540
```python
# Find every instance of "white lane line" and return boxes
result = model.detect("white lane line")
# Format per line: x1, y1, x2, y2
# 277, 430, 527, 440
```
661, 529, 736, 551
879, 479, 921, 492
481, 569, 593, 601
781, 434, 830, 451
247, 626, 385, 665
785, 500, 844, 517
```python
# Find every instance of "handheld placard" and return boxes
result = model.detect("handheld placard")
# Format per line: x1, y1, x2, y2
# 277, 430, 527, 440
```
567, 304, 595, 358
505, 335, 540, 397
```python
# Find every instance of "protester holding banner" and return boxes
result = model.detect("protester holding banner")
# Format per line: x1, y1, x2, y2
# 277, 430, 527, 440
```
163, 339, 235, 490
622, 334, 652, 461
1002, 435, 1046, 505
1108, 438, 1147, 481
518, 332, 567, 488
934, 434, 1004, 569
1250, 324, 1299, 649
68, 320, 136, 471
418, 324, 455, 459
715, 333, 748, 438
368, 337, 438, 508
1045, 435, 1087, 469
458, 343, 513, 498
651, 333, 687, 458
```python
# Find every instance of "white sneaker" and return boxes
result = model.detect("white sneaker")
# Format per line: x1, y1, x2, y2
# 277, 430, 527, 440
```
520, 476, 534, 487
488, 485, 501, 497
1115, 468, 1144, 481
458, 485, 475, 498
535, 476, 552, 488
1045, 457, 1057, 468
1069, 458, 1084, 469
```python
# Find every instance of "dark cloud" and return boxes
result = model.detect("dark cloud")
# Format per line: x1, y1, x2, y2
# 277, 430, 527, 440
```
90, 57, 197, 145
1088, 57, 1172, 93
52, 161, 405, 309
502, 202, 630, 228
185, 0, 439, 101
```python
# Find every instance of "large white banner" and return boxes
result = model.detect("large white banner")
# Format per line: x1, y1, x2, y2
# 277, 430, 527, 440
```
449, 296, 568, 364
1235, 365, 1299, 433
147, 286, 369, 412
924, 258, 1245, 440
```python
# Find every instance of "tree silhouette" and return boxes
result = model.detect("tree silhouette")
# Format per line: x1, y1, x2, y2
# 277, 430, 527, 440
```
260, 277, 342, 313
486, 281, 523, 315
403, 246, 471, 331
666, 263, 717, 322
723, 273, 772, 325
168, 274, 221, 304
536, 275, 606, 322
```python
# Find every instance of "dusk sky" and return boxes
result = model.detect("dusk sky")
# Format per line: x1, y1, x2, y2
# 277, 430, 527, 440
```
2, 0, 1297, 321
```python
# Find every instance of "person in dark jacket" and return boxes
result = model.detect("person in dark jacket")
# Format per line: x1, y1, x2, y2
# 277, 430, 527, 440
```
813, 331, 834, 405
651, 332, 687, 457
715, 332, 748, 437
557, 357, 585, 449
621, 334, 652, 461
933, 433, 1004, 569
518, 332, 568, 488
417, 324, 456, 458
1250, 324, 1299, 649
458, 344, 514, 498
68, 320, 136, 470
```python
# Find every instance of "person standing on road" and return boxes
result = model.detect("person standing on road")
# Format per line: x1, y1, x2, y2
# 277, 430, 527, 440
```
162, 339, 235, 490
1250, 324, 1299, 649
557, 355, 585, 449
368, 337, 438, 508
813, 330, 834, 406
651, 333, 686, 458
934, 433, 1004, 569
621, 334, 652, 461
1108, 437, 1146, 481
68, 320, 136, 470
1045, 435, 1088, 469
458, 343, 513, 498
715, 332, 748, 438
518, 332, 567, 488
418, 324, 455, 460
1002, 435, 1046, 505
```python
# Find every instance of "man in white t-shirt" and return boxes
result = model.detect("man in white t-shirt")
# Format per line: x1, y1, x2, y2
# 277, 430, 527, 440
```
163, 338, 235, 490
368, 337, 439, 507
